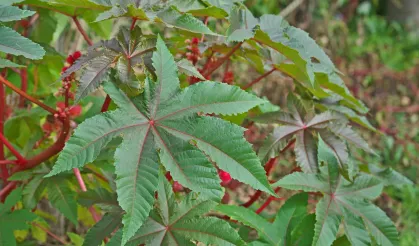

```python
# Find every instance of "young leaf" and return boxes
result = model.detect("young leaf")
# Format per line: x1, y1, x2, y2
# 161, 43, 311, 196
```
273, 144, 398, 246
47, 35, 272, 243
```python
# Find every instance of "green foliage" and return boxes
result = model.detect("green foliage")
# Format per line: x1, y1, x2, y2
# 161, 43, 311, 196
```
274, 144, 399, 246
0, 1, 410, 245
217, 193, 313, 245
254, 94, 374, 174
113, 177, 244, 245
0, 188, 37, 246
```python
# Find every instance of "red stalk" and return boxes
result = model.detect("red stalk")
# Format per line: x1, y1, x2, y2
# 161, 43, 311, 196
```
0, 133, 26, 164
203, 42, 242, 77
32, 222, 68, 245
0, 76, 58, 115
242, 68, 276, 90
19, 68, 27, 107
101, 95, 112, 112
0, 160, 17, 165
130, 18, 137, 31
256, 187, 281, 214
73, 168, 87, 192
72, 16, 93, 46
0, 181, 16, 199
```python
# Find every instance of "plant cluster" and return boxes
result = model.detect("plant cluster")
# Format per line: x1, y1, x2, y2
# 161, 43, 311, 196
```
0, 0, 412, 246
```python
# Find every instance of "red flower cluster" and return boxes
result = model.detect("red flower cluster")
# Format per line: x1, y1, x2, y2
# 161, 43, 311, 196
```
222, 71, 234, 84
185, 38, 201, 65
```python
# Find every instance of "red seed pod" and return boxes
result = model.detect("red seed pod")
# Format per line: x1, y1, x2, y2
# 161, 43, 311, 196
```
61, 66, 69, 74
72, 51, 82, 60
172, 181, 183, 192
218, 170, 232, 185
191, 37, 200, 45
66, 55, 75, 65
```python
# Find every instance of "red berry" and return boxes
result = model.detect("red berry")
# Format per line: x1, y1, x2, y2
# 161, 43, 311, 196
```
72, 51, 82, 60
61, 66, 69, 73
218, 170, 232, 185
66, 55, 75, 65
191, 37, 199, 45
56, 102, 66, 111
172, 181, 183, 192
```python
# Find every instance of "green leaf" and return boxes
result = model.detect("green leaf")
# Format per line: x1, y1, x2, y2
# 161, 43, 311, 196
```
0, 58, 24, 68
295, 130, 318, 173
77, 188, 117, 208
0, 6, 35, 22
177, 59, 205, 80
368, 164, 413, 188
83, 212, 123, 246
217, 194, 310, 246
290, 214, 316, 246
0, 26, 45, 59
22, 175, 46, 209
129, 192, 243, 246
114, 131, 160, 245
46, 178, 78, 225
157, 8, 219, 36
0, 187, 22, 215
274, 144, 396, 246
48, 36, 269, 242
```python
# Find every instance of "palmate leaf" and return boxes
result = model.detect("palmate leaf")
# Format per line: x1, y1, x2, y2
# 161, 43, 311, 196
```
0, 26, 45, 59
254, 94, 373, 173
47, 36, 272, 244
83, 212, 123, 246
177, 58, 205, 80
46, 177, 78, 225
61, 26, 155, 102
217, 193, 311, 246
119, 177, 244, 246
273, 144, 398, 246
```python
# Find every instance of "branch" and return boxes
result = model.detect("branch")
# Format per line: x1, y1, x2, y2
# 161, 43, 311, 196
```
242, 68, 276, 90
72, 16, 93, 46
256, 187, 281, 214
101, 95, 112, 112
32, 222, 69, 245
19, 68, 27, 107
0, 181, 16, 198
203, 42, 242, 77
0, 160, 17, 165
0, 76, 57, 115
0, 77, 6, 183
0, 133, 25, 164
13, 117, 70, 172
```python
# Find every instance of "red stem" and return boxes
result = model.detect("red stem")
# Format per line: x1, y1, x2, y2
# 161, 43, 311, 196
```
203, 42, 242, 77
101, 95, 112, 112
201, 17, 209, 42
0, 160, 17, 165
19, 68, 27, 107
242, 68, 276, 90
73, 168, 87, 192
32, 222, 68, 245
242, 190, 262, 208
0, 76, 58, 115
0, 133, 26, 164
0, 181, 16, 199
256, 187, 281, 214
130, 18, 137, 31
72, 16, 93, 46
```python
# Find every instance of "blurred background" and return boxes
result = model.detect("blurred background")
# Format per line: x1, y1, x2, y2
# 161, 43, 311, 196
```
242, 0, 418, 245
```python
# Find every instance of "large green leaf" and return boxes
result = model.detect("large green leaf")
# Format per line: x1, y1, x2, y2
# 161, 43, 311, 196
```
0, 26, 45, 59
273, 144, 397, 246
47, 35, 271, 243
